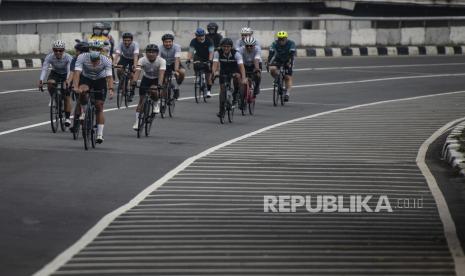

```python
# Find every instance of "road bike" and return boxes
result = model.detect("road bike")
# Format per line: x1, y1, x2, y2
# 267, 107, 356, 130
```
137, 86, 159, 138
116, 64, 132, 109
217, 74, 235, 124
160, 70, 176, 118
41, 81, 67, 133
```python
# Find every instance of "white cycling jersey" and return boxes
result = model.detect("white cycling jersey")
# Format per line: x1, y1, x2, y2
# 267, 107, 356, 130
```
40, 53, 73, 81
136, 56, 166, 79
75, 53, 112, 80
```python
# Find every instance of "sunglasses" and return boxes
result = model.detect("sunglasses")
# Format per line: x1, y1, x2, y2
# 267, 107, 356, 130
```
246, 45, 254, 48
53, 49, 64, 53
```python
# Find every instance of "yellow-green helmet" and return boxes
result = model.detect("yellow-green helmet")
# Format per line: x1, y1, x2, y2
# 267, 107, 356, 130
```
276, 31, 288, 39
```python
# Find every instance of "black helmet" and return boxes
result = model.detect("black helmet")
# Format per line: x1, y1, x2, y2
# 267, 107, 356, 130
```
145, 44, 159, 52
102, 22, 111, 31
122, 32, 133, 39
162, 33, 174, 41
207, 22, 218, 33
220, 38, 233, 47
74, 41, 89, 52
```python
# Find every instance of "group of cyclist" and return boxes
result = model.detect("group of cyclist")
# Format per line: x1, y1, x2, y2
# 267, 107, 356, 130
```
38, 21, 296, 143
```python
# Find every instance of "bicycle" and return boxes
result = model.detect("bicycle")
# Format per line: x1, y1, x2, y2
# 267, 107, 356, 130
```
115, 64, 132, 109
160, 69, 176, 118
137, 86, 159, 138
270, 64, 286, 107
81, 89, 105, 150
191, 61, 209, 104
217, 73, 235, 124
41, 81, 67, 133
71, 89, 81, 140
241, 71, 257, 116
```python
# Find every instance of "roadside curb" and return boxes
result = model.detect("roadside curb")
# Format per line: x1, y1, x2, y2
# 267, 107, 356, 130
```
442, 120, 465, 176
307, 45, 465, 57
1, 45, 464, 70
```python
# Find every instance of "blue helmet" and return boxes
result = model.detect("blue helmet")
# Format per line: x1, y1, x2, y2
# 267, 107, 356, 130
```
195, 27, 206, 36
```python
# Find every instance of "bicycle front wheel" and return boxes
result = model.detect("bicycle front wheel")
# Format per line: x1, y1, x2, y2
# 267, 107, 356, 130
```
90, 106, 97, 148
116, 80, 123, 109
58, 94, 66, 132
144, 100, 154, 137
194, 75, 201, 104
168, 86, 175, 118
50, 94, 59, 133
83, 107, 92, 150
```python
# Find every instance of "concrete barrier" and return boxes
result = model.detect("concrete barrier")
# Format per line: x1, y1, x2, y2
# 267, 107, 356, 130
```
367, 47, 378, 56
325, 20, 350, 46
0, 35, 17, 54
445, 46, 455, 55
331, 47, 342, 57
17, 34, 40, 55
149, 31, 172, 45
425, 27, 450, 45
351, 29, 376, 46
376, 29, 401, 45
40, 34, 57, 54
301, 29, 326, 47
296, 49, 306, 57
1, 60, 13, 69
387, 47, 397, 56
401, 28, 425, 45
425, 45, 438, 55
408, 46, 419, 55
254, 31, 275, 49
450, 27, 465, 44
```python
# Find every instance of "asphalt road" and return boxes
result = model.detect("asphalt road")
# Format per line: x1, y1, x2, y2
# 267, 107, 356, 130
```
1, 56, 465, 276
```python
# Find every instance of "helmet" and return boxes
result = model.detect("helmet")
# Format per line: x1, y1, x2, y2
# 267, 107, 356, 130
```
122, 32, 133, 39
240, 27, 252, 35
74, 41, 89, 52
89, 40, 104, 50
243, 36, 256, 46
207, 22, 218, 33
89, 51, 100, 61
102, 22, 111, 31
52, 40, 65, 49
276, 31, 288, 39
162, 33, 174, 41
220, 38, 233, 47
145, 44, 159, 52
93, 22, 104, 30
195, 27, 206, 36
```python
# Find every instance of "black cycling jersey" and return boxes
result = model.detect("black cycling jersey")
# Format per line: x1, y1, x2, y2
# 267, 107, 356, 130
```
206, 33, 223, 49
189, 38, 214, 62
215, 48, 242, 75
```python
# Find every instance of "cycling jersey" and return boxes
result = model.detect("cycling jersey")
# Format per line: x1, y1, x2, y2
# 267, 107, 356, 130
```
213, 49, 243, 75
159, 43, 182, 66
238, 45, 261, 67
116, 41, 140, 59
75, 53, 112, 80
40, 53, 73, 81
268, 39, 296, 64
136, 56, 166, 80
206, 33, 223, 49
189, 38, 214, 62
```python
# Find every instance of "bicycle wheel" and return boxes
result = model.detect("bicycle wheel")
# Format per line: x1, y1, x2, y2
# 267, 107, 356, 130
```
159, 91, 167, 119
90, 106, 97, 148
58, 93, 66, 132
50, 93, 59, 133
273, 81, 279, 107
145, 100, 154, 136
194, 74, 201, 103
72, 115, 80, 140
248, 82, 255, 115
240, 84, 247, 116
123, 77, 129, 108
227, 103, 234, 123
201, 73, 208, 103
116, 79, 123, 109
168, 85, 175, 118
83, 107, 92, 150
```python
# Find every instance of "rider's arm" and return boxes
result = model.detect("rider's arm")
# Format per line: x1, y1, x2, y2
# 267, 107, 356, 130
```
288, 40, 296, 67
187, 40, 195, 61
174, 44, 182, 72
211, 51, 219, 76
158, 58, 166, 87
104, 57, 114, 90
73, 55, 83, 90
113, 44, 121, 66
235, 52, 246, 82
267, 42, 276, 64
39, 54, 52, 82
254, 46, 261, 71
208, 44, 214, 61
132, 59, 142, 82
133, 42, 140, 68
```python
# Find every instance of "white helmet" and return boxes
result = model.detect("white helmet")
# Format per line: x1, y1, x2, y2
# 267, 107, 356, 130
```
240, 27, 252, 35
243, 36, 256, 46
52, 40, 65, 49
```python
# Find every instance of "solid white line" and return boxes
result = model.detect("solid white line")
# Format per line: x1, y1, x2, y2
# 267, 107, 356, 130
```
0, 88, 36, 95
295, 62, 465, 72
33, 89, 465, 276
416, 117, 465, 276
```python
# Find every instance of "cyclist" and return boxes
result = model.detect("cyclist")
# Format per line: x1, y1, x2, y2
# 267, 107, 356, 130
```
211, 38, 247, 118
206, 22, 223, 49
38, 40, 74, 127
69, 41, 89, 133
267, 31, 296, 102
239, 36, 262, 96
235, 27, 260, 51
113, 32, 139, 101
101, 22, 115, 57
87, 22, 111, 56
159, 33, 185, 99
186, 27, 214, 98
73, 40, 114, 144
131, 44, 166, 131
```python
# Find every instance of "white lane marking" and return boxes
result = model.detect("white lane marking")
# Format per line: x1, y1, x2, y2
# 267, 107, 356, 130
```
33, 90, 465, 276
416, 117, 465, 276
295, 62, 465, 72
0, 88, 36, 95
2, 72, 465, 137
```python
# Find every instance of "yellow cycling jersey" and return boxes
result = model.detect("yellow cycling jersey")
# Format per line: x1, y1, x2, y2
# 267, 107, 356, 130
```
87, 34, 111, 57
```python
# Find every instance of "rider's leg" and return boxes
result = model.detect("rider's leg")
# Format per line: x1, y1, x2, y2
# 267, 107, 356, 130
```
78, 84, 90, 119
269, 66, 278, 79
254, 71, 261, 95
